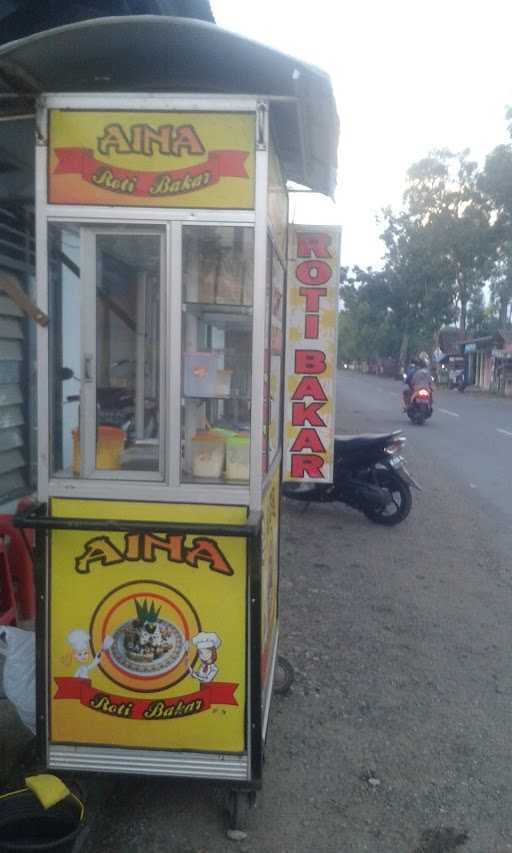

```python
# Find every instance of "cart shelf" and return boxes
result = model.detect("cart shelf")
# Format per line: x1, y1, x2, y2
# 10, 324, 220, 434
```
182, 395, 251, 402
183, 302, 252, 314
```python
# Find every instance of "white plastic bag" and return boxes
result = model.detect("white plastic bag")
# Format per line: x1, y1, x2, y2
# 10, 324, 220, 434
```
0, 626, 36, 733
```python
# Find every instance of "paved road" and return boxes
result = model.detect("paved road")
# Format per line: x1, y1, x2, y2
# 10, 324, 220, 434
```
338, 372, 512, 559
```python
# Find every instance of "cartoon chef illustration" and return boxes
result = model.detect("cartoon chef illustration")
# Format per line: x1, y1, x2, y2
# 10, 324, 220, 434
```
187, 631, 221, 683
66, 629, 113, 679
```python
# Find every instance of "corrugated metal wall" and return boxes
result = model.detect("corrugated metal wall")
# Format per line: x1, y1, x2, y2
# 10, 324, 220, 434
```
0, 205, 34, 504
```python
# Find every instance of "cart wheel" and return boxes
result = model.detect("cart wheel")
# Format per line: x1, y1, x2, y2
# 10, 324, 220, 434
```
273, 655, 294, 696
224, 789, 256, 832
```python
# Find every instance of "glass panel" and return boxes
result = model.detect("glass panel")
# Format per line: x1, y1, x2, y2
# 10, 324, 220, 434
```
262, 237, 272, 474
95, 233, 162, 475
181, 225, 253, 484
269, 248, 284, 463
49, 223, 81, 478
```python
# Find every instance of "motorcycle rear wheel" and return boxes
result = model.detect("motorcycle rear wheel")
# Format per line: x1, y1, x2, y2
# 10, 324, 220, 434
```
362, 470, 412, 526
408, 410, 426, 425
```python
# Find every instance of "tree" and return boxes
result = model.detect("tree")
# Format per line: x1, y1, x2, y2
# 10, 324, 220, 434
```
402, 150, 495, 332
480, 143, 512, 326
379, 206, 455, 359
337, 270, 401, 366
488, 251, 512, 326
466, 292, 499, 338
338, 146, 502, 367
480, 144, 512, 219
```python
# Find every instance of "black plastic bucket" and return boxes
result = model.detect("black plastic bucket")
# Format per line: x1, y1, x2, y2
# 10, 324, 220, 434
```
0, 788, 86, 852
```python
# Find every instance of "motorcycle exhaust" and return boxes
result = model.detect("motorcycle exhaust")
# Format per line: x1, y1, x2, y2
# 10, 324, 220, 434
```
352, 481, 390, 508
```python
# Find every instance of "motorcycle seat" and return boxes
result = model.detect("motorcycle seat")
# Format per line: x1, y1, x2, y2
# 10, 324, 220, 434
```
334, 431, 402, 450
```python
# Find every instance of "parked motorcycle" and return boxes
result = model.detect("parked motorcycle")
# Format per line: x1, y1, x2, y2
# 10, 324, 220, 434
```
60, 367, 158, 444
406, 387, 433, 425
282, 431, 420, 526
95, 386, 158, 442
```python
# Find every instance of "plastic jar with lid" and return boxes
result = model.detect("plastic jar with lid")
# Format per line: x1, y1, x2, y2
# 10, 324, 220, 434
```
225, 433, 250, 481
191, 431, 225, 479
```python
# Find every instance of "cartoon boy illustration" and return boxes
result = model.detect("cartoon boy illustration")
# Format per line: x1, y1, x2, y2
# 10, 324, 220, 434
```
66, 629, 113, 679
187, 632, 221, 683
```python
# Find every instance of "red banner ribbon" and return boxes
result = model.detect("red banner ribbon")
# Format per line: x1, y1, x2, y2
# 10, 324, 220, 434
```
54, 677, 238, 720
53, 147, 248, 197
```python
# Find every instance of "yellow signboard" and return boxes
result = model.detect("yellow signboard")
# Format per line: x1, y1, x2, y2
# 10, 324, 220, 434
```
48, 111, 255, 209
49, 500, 247, 754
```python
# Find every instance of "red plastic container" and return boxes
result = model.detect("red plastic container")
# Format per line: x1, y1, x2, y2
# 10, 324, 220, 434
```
0, 539, 16, 626
0, 502, 35, 622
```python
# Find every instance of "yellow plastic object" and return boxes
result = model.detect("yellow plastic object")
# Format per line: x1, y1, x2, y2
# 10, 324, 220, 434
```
24, 774, 70, 810
0, 776, 85, 824
72, 426, 125, 474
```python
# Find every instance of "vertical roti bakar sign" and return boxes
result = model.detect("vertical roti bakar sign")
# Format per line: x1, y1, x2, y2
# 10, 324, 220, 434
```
283, 225, 340, 482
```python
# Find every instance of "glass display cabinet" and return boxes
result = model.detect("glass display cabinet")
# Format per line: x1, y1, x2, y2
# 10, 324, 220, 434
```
14, 91, 339, 830
21, 95, 287, 820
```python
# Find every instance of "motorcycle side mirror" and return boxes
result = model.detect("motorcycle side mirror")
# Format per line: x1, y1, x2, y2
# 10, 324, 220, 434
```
58, 367, 75, 381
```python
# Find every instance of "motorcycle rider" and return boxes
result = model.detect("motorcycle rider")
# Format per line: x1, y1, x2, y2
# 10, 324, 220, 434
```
403, 358, 432, 410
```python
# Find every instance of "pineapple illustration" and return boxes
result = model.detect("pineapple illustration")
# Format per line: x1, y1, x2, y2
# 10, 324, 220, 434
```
135, 598, 161, 627
123, 598, 180, 663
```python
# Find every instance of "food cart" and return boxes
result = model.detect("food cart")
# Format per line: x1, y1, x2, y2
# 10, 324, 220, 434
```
4, 14, 340, 830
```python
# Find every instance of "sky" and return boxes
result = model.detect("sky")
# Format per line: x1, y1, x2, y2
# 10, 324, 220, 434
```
212, 0, 512, 271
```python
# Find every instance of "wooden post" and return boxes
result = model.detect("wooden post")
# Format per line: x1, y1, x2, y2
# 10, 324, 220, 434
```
0, 270, 48, 327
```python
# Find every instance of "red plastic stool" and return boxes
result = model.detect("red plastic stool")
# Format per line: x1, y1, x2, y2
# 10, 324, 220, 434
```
0, 505, 35, 622
0, 537, 16, 625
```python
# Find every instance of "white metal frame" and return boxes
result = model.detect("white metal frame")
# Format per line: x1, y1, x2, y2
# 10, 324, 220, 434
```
36, 92, 278, 508
44, 93, 263, 111
80, 226, 167, 481
248, 102, 269, 510
47, 745, 250, 781
35, 100, 49, 501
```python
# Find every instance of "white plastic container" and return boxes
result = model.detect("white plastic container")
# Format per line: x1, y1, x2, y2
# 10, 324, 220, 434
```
191, 431, 225, 479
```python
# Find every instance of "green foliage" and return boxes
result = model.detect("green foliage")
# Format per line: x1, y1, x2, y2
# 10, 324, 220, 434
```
338, 142, 512, 364
480, 136, 512, 326
480, 145, 512, 218
401, 150, 495, 331
337, 274, 401, 365
466, 292, 499, 338
488, 249, 512, 325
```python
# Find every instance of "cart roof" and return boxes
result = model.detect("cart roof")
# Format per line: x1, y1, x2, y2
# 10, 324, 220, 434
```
0, 14, 339, 198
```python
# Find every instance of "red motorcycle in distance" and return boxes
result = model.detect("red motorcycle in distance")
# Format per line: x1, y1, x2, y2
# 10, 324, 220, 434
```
406, 387, 433, 426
